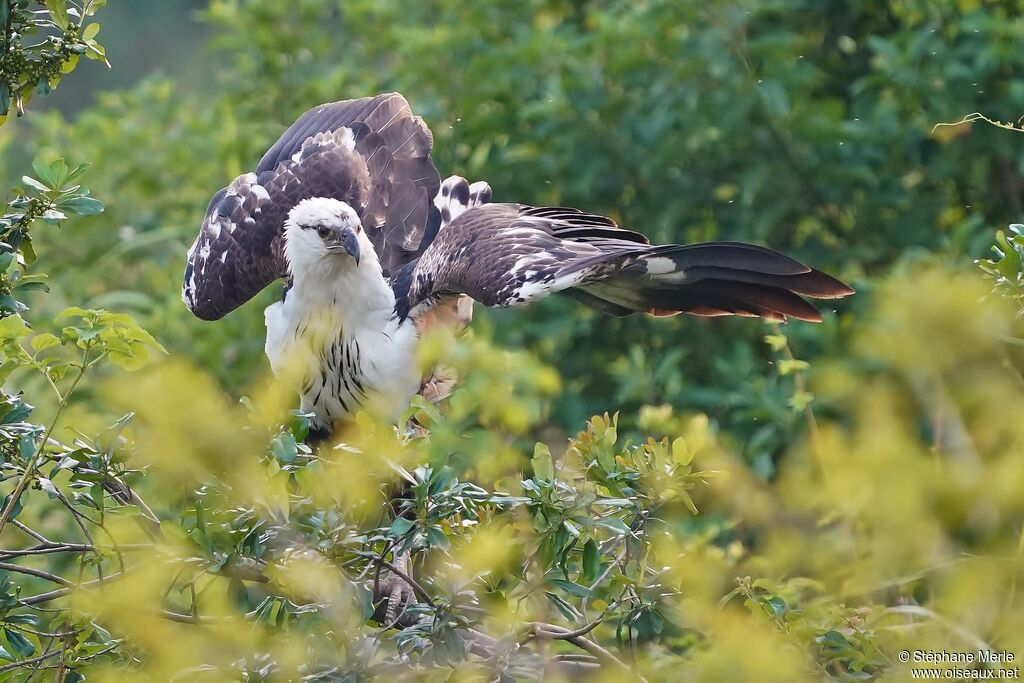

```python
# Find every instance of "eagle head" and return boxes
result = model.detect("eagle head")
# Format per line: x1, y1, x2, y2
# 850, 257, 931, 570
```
284, 197, 366, 272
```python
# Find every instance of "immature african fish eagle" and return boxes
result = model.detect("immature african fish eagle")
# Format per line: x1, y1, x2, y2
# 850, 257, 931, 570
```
183, 93, 853, 439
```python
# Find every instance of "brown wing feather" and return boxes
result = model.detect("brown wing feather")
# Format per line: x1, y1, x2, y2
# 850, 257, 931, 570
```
401, 203, 853, 324
184, 93, 442, 320
183, 128, 368, 320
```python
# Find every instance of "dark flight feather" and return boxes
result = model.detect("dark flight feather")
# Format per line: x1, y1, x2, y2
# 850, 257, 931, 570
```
183, 93, 441, 320
399, 203, 853, 323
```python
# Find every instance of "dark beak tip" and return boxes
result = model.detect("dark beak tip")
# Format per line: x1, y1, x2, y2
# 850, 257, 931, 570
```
341, 228, 361, 265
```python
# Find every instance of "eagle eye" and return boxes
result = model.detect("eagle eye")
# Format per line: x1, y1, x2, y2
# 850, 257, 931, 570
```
316, 226, 331, 239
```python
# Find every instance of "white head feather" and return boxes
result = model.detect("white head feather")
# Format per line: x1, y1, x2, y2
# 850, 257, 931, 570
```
283, 197, 376, 277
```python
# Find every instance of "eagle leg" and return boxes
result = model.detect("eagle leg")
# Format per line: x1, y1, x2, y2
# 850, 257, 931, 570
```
372, 549, 416, 628
373, 318, 469, 629
306, 424, 334, 447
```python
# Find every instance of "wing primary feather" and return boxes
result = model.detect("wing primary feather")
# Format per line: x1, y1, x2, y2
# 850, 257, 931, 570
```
399, 203, 852, 325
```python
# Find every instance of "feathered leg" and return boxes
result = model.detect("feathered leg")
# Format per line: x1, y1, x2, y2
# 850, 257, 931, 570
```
373, 293, 474, 627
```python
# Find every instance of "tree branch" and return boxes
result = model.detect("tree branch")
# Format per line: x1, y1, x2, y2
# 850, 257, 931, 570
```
0, 649, 60, 674
11, 521, 51, 545
0, 561, 75, 586
20, 569, 128, 606
531, 623, 648, 683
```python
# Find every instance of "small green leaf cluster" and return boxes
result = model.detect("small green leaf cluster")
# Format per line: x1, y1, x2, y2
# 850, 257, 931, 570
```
1, 158, 102, 319
979, 224, 1024, 310
0, 0, 107, 122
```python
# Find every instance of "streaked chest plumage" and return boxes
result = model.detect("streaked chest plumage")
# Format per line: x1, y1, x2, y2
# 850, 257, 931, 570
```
263, 260, 420, 430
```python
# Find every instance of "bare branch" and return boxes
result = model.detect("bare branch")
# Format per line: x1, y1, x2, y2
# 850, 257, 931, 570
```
0, 649, 60, 674
11, 521, 52, 545
20, 569, 128, 606
530, 615, 605, 641
0, 561, 75, 586
531, 623, 647, 683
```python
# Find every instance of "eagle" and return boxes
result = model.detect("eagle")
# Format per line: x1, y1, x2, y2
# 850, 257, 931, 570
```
183, 93, 853, 440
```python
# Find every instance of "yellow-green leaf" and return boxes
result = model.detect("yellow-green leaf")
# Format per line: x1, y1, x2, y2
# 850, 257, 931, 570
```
532, 442, 553, 480
107, 347, 149, 371
44, 0, 69, 29
30, 333, 60, 353
0, 315, 30, 341
672, 436, 693, 465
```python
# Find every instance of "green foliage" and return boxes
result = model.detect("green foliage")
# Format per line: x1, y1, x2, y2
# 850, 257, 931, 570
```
0, 155, 162, 675
979, 223, 1024, 312
0, 157, 99, 318
0, 0, 107, 123
14, 0, 1024, 467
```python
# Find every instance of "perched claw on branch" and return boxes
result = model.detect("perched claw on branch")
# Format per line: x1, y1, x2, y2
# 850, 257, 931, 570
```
372, 549, 417, 628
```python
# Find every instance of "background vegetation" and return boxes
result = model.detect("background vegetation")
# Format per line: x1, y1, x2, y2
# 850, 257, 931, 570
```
1, 1, 1023, 681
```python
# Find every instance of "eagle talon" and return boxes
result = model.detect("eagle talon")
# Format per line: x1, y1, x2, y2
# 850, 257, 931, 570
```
373, 549, 418, 629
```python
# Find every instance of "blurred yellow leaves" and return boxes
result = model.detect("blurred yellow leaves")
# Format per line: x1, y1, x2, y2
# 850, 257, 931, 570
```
640, 261, 1024, 680
29, 259, 1022, 682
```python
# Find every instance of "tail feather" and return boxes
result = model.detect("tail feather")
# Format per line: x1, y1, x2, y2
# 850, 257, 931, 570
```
640, 281, 825, 322
671, 265, 852, 299
436, 175, 492, 230
568, 241, 853, 322
648, 242, 814, 276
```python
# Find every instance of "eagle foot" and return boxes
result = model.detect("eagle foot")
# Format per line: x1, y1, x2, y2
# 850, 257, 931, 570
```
373, 549, 417, 629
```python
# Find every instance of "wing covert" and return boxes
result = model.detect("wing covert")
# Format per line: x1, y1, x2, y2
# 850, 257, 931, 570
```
183, 126, 369, 320
184, 92, 443, 320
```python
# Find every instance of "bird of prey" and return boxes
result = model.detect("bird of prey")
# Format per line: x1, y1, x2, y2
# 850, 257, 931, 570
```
183, 93, 853, 440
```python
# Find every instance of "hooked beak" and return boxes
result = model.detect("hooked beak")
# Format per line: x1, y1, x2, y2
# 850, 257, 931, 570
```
325, 227, 361, 265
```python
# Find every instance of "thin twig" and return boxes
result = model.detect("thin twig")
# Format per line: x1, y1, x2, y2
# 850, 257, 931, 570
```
552, 653, 600, 664
883, 605, 994, 655
582, 545, 626, 616
0, 562, 75, 586
532, 615, 605, 641
20, 569, 127, 606
50, 487, 102, 584
0, 649, 61, 674
0, 349, 91, 537
0, 543, 152, 560
0, 542, 92, 560
12, 521, 51, 545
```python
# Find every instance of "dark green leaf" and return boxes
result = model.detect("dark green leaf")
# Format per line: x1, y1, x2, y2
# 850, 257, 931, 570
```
388, 517, 414, 537
548, 578, 592, 598
582, 538, 600, 583
270, 433, 297, 464
32, 158, 57, 188
58, 196, 104, 216
4, 628, 34, 657
426, 525, 450, 550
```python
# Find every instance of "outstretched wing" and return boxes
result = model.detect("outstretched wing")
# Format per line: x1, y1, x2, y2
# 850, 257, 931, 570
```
183, 93, 442, 320
399, 203, 853, 321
